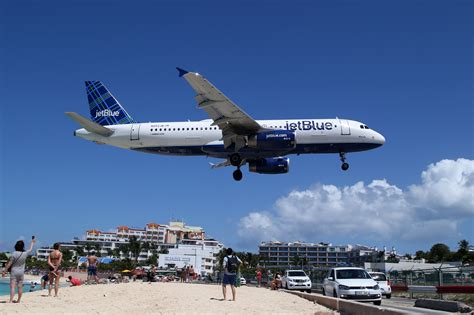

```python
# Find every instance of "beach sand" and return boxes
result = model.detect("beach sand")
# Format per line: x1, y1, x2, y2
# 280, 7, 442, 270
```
0, 282, 334, 314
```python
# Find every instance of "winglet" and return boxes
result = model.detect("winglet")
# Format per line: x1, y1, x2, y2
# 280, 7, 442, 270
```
176, 67, 189, 77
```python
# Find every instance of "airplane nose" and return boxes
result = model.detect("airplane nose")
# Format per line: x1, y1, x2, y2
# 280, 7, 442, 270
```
376, 132, 385, 145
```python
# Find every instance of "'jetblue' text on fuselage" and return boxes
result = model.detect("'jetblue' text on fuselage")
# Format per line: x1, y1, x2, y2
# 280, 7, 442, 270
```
285, 121, 333, 131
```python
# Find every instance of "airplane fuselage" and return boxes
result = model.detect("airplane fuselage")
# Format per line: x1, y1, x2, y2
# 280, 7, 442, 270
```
75, 118, 385, 159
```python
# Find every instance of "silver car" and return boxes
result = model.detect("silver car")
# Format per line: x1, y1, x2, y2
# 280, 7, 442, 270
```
369, 272, 391, 299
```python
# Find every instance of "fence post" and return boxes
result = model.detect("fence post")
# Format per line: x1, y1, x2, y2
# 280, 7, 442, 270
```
437, 266, 443, 300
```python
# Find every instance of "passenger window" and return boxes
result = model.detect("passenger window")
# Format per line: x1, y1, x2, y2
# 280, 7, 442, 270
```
187, 128, 189, 130
191, 128, 194, 130
173, 128, 175, 131
205, 128, 208, 130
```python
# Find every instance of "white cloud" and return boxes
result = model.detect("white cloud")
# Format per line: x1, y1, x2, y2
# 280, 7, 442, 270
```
238, 158, 474, 247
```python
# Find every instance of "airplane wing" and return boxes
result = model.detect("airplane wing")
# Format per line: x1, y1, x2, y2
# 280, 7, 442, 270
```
177, 67, 263, 150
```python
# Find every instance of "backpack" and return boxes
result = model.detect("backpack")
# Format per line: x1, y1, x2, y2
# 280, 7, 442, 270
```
226, 255, 240, 273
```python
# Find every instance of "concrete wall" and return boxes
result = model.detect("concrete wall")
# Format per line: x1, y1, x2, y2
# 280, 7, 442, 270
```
283, 290, 406, 315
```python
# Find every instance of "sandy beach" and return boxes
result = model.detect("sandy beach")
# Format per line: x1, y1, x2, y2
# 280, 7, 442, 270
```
0, 282, 334, 314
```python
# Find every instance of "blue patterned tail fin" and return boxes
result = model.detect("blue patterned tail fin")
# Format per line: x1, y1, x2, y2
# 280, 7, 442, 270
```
85, 81, 135, 125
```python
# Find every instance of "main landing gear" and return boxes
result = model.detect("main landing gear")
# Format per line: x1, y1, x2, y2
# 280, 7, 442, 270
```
229, 153, 243, 181
233, 169, 243, 181
230, 153, 244, 181
339, 152, 349, 171
229, 153, 242, 166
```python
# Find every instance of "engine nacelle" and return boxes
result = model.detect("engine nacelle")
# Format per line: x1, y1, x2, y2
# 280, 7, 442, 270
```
248, 157, 290, 174
247, 130, 296, 151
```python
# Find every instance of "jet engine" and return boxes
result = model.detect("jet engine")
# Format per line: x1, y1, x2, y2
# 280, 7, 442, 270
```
247, 130, 296, 151
248, 157, 290, 174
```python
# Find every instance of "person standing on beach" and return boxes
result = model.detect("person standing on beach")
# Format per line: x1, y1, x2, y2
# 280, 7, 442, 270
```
256, 269, 262, 287
86, 251, 100, 284
222, 248, 241, 301
48, 242, 63, 297
1, 238, 36, 303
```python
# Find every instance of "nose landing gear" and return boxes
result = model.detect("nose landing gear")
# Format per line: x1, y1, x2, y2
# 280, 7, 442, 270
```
339, 152, 349, 171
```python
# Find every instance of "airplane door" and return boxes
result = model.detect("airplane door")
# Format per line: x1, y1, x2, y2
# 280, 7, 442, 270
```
339, 119, 351, 135
130, 124, 140, 141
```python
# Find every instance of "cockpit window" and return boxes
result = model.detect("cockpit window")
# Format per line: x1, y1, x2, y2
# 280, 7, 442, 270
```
364, 126, 369, 129
360, 125, 364, 129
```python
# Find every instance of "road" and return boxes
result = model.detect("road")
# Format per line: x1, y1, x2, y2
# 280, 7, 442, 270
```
380, 297, 455, 314
308, 290, 457, 314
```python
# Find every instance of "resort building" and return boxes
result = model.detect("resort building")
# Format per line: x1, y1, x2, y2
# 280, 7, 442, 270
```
158, 238, 224, 275
35, 220, 215, 264
35, 242, 78, 261
258, 241, 352, 269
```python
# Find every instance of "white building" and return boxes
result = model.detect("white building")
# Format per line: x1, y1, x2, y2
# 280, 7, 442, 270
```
158, 238, 224, 275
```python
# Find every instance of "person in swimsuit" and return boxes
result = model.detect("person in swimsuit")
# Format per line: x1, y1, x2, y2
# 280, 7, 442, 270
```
1, 238, 35, 303
87, 252, 100, 284
48, 242, 63, 297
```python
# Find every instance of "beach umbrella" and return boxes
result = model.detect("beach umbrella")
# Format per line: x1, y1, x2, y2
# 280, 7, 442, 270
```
121, 269, 131, 273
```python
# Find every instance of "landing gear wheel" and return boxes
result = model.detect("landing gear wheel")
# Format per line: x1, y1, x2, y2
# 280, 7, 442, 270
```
233, 169, 243, 181
339, 152, 349, 171
229, 153, 242, 167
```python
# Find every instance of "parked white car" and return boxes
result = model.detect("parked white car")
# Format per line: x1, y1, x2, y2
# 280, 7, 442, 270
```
240, 277, 246, 285
322, 267, 382, 305
369, 272, 391, 299
281, 270, 312, 292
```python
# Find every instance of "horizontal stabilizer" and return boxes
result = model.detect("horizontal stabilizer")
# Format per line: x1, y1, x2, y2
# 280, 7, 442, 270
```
65, 112, 114, 137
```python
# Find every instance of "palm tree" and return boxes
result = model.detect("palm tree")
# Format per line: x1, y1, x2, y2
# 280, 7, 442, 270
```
75, 246, 85, 258
112, 248, 121, 258
84, 243, 92, 255
300, 257, 309, 269
291, 255, 301, 268
128, 236, 142, 262
458, 240, 470, 263
93, 244, 102, 257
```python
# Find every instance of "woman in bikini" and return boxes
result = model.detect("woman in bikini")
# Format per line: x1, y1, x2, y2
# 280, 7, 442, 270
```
48, 242, 63, 297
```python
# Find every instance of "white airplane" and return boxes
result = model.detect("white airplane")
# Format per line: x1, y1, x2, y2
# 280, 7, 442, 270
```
66, 68, 385, 181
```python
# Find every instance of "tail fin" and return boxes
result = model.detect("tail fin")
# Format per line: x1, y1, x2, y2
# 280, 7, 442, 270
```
85, 81, 135, 125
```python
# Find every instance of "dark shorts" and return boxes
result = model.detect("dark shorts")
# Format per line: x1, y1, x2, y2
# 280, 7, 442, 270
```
222, 273, 236, 286
88, 266, 97, 276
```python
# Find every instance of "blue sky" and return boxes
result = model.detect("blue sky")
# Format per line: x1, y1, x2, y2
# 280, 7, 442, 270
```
1, 0, 472, 254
